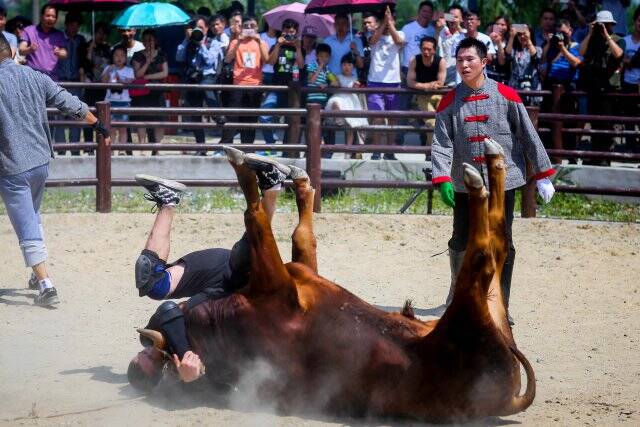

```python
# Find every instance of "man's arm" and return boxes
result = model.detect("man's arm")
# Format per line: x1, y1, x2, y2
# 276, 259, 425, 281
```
431, 92, 456, 184
509, 96, 554, 179
175, 38, 188, 62
436, 57, 446, 87
406, 57, 419, 89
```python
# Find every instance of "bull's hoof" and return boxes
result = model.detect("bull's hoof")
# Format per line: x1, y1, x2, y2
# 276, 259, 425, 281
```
463, 163, 484, 189
289, 165, 309, 181
484, 138, 504, 156
223, 146, 245, 165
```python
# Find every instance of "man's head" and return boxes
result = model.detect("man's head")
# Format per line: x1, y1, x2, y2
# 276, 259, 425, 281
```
94, 22, 110, 43
463, 10, 481, 35
556, 19, 572, 42
334, 14, 349, 37
448, 4, 465, 31
420, 36, 437, 59
40, 4, 58, 31
316, 42, 331, 64
281, 18, 299, 37
119, 27, 136, 43
64, 12, 82, 37
362, 12, 378, 34
417, 1, 434, 26
127, 347, 166, 392
0, 7, 7, 31
209, 14, 225, 36
0, 31, 11, 61
229, 10, 242, 31
540, 8, 556, 33
241, 15, 258, 33
455, 37, 488, 83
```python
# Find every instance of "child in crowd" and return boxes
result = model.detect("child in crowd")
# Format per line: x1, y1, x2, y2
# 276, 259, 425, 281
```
325, 53, 368, 157
305, 43, 338, 107
101, 46, 134, 148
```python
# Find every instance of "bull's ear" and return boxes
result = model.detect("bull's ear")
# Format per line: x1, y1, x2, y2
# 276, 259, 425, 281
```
137, 328, 167, 350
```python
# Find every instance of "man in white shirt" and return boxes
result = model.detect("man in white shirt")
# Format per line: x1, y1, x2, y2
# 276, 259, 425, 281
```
400, 1, 437, 74
112, 28, 145, 65
366, 7, 404, 160
449, 10, 495, 84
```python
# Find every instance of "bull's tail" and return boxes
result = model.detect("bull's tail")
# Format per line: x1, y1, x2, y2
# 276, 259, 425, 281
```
500, 345, 536, 415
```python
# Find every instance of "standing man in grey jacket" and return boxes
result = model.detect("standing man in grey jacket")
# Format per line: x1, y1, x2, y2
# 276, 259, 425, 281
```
0, 33, 109, 306
431, 37, 556, 323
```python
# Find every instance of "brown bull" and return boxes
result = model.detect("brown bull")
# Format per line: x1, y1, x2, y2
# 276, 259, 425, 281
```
137, 140, 535, 423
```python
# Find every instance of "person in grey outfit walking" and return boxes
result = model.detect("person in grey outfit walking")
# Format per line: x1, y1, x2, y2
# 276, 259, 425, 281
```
0, 33, 109, 306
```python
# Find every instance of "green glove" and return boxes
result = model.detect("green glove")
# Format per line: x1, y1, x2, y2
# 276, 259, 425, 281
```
439, 182, 455, 208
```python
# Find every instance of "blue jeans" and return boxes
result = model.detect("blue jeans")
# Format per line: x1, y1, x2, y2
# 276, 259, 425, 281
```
0, 164, 49, 267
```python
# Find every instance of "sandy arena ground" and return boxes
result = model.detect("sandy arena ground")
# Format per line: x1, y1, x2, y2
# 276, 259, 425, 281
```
0, 212, 639, 426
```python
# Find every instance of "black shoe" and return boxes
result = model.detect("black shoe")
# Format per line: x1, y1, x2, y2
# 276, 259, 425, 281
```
371, 153, 381, 160
383, 153, 398, 160
244, 153, 291, 191
35, 287, 60, 306
28, 273, 39, 290
135, 174, 186, 209
214, 116, 227, 125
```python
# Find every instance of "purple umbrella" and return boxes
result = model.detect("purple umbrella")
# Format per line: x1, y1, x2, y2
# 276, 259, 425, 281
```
264, 2, 335, 37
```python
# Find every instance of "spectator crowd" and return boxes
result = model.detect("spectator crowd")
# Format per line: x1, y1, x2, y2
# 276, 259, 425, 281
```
0, 0, 639, 158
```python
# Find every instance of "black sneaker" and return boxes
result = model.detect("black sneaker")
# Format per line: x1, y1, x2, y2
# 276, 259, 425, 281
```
383, 153, 398, 161
34, 287, 60, 306
135, 174, 186, 209
28, 273, 39, 290
244, 153, 291, 191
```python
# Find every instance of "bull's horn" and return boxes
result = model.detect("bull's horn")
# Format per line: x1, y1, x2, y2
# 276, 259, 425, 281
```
137, 328, 167, 350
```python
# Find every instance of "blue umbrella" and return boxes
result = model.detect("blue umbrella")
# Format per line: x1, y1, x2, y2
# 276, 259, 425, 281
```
112, 2, 190, 28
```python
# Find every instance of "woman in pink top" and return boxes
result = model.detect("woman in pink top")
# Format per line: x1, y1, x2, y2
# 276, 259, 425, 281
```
220, 16, 269, 145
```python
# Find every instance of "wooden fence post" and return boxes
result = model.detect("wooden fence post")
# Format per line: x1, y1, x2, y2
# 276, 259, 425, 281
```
96, 101, 112, 213
522, 106, 539, 218
306, 103, 322, 213
287, 81, 301, 147
550, 84, 565, 163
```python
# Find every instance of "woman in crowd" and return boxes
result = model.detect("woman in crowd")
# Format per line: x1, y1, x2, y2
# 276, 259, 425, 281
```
131, 29, 168, 148
506, 24, 542, 105
487, 15, 511, 84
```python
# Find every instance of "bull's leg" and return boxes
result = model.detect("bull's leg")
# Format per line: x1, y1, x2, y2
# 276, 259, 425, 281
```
484, 139, 513, 338
289, 166, 318, 274
447, 164, 495, 308
224, 147, 298, 304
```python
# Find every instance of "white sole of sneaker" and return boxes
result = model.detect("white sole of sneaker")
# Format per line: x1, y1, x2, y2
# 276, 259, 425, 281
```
134, 174, 187, 192
244, 153, 292, 176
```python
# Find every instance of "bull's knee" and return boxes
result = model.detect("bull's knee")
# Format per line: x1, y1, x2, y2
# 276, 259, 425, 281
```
135, 249, 171, 299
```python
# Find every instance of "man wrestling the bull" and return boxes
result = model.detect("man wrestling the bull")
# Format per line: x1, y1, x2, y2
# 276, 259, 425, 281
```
129, 151, 307, 388
431, 37, 556, 322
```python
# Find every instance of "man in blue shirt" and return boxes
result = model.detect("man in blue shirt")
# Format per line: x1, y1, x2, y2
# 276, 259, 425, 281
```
176, 16, 226, 150
324, 14, 364, 75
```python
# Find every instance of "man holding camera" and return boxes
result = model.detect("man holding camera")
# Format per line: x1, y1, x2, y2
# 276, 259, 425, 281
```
176, 16, 226, 151
540, 19, 582, 153
578, 11, 624, 163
